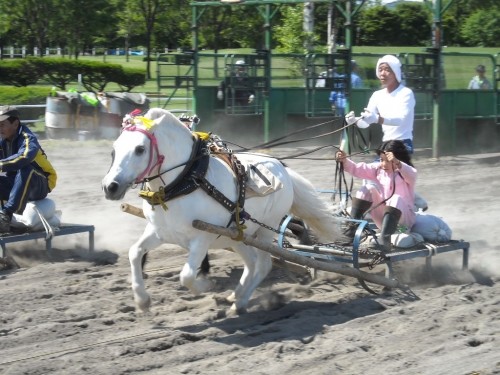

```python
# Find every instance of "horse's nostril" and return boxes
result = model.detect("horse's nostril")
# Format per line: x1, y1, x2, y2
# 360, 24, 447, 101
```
107, 182, 119, 194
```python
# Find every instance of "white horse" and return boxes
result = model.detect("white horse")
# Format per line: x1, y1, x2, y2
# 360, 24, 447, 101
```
102, 108, 342, 314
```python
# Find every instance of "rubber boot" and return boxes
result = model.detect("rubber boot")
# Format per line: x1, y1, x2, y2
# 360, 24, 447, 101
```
378, 206, 402, 253
344, 198, 372, 239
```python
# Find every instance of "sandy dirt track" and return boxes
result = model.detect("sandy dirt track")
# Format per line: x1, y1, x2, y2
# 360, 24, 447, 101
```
0, 139, 499, 375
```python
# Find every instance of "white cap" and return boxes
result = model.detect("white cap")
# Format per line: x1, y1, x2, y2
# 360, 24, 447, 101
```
235, 60, 245, 65
376, 55, 402, 83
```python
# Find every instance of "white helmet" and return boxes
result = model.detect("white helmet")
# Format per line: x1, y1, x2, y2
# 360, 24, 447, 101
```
235, 60, 246, 65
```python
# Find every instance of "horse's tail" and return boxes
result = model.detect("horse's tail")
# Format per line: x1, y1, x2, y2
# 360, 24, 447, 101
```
287, 168, 341, 243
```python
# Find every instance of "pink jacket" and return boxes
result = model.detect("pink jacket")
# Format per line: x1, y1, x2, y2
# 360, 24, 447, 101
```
343, 158, 417, 228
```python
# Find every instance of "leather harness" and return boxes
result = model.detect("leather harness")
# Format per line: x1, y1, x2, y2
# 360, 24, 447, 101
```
139, 134, 248, 224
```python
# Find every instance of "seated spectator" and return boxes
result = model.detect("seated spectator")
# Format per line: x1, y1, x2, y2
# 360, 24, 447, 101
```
351, 60, 364, 88
217, 60, 255, 106
468, 65, 492, 90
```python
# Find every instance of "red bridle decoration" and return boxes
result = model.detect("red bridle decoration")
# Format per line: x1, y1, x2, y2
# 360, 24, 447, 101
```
121, 122, 165, 184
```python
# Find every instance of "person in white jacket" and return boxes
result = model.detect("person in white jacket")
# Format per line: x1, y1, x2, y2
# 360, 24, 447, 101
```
345, 54, 416, 154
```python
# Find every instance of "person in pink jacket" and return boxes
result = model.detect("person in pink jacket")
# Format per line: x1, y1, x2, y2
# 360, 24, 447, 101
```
336, 139, 417, 252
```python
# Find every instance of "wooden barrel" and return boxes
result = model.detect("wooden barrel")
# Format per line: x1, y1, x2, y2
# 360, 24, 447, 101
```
45, 96, 76, 139
74, 104, 99, 134
99, 112, 122, 139
98, 94, 148, 140
105, 93, 149, 116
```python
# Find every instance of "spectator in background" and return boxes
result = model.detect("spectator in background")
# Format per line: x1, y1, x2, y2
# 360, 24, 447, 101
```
323, 61, 364, 116
468, 64, 492, 90
217, 60, 255, 106
351, 60, 364, 88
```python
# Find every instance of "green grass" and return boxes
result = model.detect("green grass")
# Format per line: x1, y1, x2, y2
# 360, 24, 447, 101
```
40, 47, 500, 92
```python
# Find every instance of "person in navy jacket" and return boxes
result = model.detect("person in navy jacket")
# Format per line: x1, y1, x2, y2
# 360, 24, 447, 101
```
0, 106, 57, 233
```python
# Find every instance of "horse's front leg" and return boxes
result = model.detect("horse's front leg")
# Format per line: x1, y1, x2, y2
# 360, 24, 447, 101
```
129, 224, 162, 313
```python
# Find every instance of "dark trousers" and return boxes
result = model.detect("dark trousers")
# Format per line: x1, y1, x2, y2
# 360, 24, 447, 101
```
0, 165, 49, 215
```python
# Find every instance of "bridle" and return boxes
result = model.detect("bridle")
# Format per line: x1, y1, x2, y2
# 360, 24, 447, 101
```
121, 118, 165, 184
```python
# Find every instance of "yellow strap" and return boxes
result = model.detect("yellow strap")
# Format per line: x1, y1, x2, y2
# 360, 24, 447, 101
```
194, 131, 211, 141
233, 203, 246, 241
139, 188, 168, 211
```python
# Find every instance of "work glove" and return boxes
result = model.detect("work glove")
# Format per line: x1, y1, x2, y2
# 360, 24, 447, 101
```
356, 118, 370, 129
248, 94, 255, 104
345, 111, 357, 125
345, 111, 370, 129
360, 108, 378, 124
217, 90, 224, 101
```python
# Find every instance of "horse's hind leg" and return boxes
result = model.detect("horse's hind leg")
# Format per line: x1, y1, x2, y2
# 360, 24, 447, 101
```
230, 243, 272, 313
180, 244, 212, 295
227, 244, 257, 305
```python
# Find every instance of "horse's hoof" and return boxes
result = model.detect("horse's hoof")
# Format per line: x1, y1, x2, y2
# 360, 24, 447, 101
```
229, 303, 247, 315
226, 292, 236, 303
213, 295, 232, 306
136, 296, 152, 313
192, 277, 213, 295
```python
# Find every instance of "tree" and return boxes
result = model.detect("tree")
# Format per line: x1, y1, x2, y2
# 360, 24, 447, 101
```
198, 6, 233, 51
273, 5, 309, 53
0, 11, 10, 58
128, 0, 170, 79
113, 0, 144, 62
0, 0, 56, 55
460, 7, 500, 47
439, 0, 500, 46
394, 2, 431, 46
153, 1, 191, 51
357, 5, 401, 46
55, 0, 118, 58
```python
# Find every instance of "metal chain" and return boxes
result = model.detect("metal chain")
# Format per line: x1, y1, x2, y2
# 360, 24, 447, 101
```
247, 216, 283, 236
367, 253, 387, 269
245, 211, 388, 269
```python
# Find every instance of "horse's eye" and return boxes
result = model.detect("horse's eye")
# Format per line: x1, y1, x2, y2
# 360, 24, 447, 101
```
135, 145, 146, 155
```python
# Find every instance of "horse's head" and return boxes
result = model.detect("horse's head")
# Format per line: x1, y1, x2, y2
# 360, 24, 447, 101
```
102, 108, 192, 201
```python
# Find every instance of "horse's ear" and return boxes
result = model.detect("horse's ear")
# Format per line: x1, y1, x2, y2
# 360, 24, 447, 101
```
152, 114, 167, 127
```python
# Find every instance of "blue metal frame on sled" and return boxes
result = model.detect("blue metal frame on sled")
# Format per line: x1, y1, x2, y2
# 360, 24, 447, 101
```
278, 213, 470, 294
0, 224, 95, 258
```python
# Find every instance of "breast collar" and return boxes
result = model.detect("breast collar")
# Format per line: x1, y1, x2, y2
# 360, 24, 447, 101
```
139, 134, 210, 204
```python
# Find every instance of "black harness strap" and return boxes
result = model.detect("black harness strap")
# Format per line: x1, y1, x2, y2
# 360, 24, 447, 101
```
160, 136, 209, 200
141, 135, 248, 224
196, 176, 237, 212
196, 153, 248, 222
